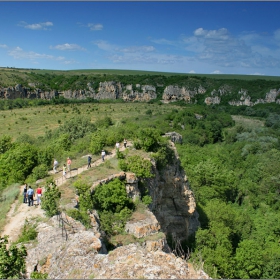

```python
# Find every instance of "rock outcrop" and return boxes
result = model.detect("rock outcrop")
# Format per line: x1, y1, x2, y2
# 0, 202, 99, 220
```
26, 218, 209, 279
147, 141, 199, 241
162, 85, 206, 103
0, 81, 279, 106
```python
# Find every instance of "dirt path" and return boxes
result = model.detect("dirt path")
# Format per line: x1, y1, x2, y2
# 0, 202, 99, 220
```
1, 142, 130, 243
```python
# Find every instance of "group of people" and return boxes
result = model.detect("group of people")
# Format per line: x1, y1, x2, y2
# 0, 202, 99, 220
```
51, 139, 128, 177
53, 157, 72, 179
23, 184, 42, 207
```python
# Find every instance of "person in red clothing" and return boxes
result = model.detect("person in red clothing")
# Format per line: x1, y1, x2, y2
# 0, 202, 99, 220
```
67, 157, 72, 172
36, 186, 42, 205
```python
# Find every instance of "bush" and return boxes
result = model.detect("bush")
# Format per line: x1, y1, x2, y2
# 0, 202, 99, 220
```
73, 180, 94, 212
27, 164, 49, 182
126, 155, 154, 178
66, 208, 91, 229
93, 178, 133, 213
30, 272, 48, 279
16, 220, 37, 244
41, 180, 61, 217
93, 178, 134, 235
0, 236, 27, 279
0, 143, 38, 188
142, 195, 152, 205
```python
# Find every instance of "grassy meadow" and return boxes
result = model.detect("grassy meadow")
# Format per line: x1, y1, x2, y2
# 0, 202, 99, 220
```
0, 102, 181, 140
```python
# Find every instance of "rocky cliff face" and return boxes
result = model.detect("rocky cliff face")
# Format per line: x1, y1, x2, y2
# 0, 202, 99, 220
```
162, 85, 206, 103
25, 216, 208, 279
147, 140, 199, 241
1, 81, 279, 106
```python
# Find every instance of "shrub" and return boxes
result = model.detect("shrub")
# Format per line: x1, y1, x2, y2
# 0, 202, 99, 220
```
41, 180, 61, 217
93, 178, 134, 235
16, 220, 37, 244
0, 143, 38, 188
126, 155, 153, 178
0, 236, 27, 279
27, 164, 49, 182
66, 208, 91, 229
142, 195, 152, 205
30, 272, 48, 279
93, 178, 133, 213
73, 180, 94, 212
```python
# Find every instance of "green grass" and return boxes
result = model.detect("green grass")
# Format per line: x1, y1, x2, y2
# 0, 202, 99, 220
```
0, 102, 179, 140
1, 67, 280, 80
0, 183, 21, 232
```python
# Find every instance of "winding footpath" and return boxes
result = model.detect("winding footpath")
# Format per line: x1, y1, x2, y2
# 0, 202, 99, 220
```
1, 142, 130, 243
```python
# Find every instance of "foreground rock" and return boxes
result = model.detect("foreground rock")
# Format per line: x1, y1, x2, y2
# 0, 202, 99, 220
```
25, 216, 209, 279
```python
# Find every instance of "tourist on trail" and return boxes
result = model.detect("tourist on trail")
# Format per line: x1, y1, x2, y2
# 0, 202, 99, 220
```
23, 184, 28, 203
53, 159, 58, 173
87, 155, 92, 169
116, 142, 120, 149
63, 164, 67, 179
67, 157, 72, 172
36, 186, 42, 206
101, 150, 106, 162
123, 139, 127, 148
27, 186, 34, 206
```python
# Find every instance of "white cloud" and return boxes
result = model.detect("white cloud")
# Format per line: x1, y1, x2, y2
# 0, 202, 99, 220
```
50, 43, 86, 51
94, 40, 117, 51
194, 27, 229, 40
211, 70, 222, 74
251, 72, 265, 75
18, 21, 53, 30
189, 70, 196, 73
7, 47, 69, 63
121, 46, 155, 53
0, 44, 8, 48
88, 23, 103, 31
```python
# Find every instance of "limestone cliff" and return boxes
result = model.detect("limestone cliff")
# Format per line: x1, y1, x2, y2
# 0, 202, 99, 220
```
147, 140, 199, 241
1, 81, 279, 106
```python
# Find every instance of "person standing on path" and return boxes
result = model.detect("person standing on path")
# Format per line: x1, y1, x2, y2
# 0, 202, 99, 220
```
27, 186, 34, 206
63, 164, 67, 180
101, 150, 106, 162
23, 184, 27, 203
123, 139, 127, 148
53, 159, 58, 173
116, 142, 120, 150
36, 186, 42, 206
87, 155, 92, 169
67, 157, 72, 172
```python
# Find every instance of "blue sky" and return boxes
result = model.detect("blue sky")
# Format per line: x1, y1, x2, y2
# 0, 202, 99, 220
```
0, 1, 280, 76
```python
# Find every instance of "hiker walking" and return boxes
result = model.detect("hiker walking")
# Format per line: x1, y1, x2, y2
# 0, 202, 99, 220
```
116, 142, 120, 150
53, 159, 58, 173
27, 186, 34, 206
101, 150, 106, 162
36, 186, 42, 206
63, 164, 67, 179
23, 184, 27, 203
87, 155, 92, 169
67, 157, 72, 172
123, 138, 127, 148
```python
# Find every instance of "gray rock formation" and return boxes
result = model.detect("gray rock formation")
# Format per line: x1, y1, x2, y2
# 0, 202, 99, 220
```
25, 220, 209, 279
162, 85, 205, 103
147, 141, 199, 241
204, 96, 221, 105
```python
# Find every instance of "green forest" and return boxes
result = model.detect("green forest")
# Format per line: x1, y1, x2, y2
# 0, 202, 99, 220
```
0, 71, 280, 278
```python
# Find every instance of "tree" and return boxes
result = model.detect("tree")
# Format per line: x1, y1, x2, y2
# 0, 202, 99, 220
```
41, 180, 61, 217
0, 236, 27, 279
235, 239, 264, 279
